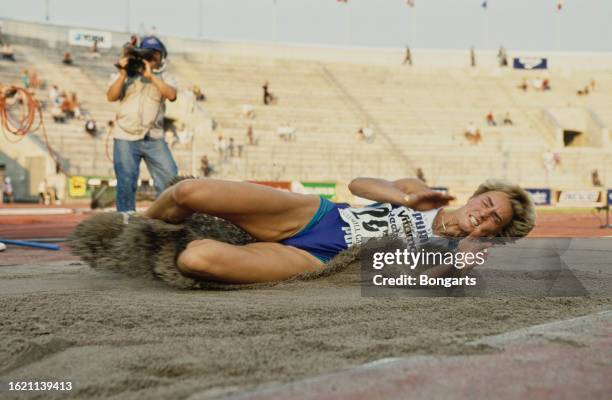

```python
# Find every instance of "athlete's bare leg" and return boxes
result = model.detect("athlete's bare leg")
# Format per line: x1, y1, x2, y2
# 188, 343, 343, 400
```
177, 239, 322, 284
143, 178, 324, 283
145, 178, 319, 242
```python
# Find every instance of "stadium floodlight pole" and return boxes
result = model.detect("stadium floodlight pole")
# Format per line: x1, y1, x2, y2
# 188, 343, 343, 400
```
344, 1, 351, 45
126, 0, 131, 33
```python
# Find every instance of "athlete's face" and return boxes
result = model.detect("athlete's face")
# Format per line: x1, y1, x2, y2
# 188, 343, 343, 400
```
455, 191, 513, 237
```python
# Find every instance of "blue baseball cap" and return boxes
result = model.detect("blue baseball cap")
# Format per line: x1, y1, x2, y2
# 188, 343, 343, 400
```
140, 36, 167, 57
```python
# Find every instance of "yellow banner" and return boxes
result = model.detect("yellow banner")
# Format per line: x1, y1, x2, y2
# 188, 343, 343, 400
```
68, 176, 87, 197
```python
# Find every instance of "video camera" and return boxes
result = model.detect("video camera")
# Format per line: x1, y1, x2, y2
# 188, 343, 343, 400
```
115, 47, 156, 77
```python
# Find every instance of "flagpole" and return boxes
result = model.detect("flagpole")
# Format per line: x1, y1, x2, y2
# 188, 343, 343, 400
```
556, 8, 561, 50
197, 0, 203, 37
274, 0, 279, 43
483, 3, 489, 50
410, 6, 416, 48
345, 2, 351, 45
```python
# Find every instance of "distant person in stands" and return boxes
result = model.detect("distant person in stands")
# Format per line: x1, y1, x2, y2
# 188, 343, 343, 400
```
49, 85, 60, 105
246, 125, 255, 145
2, 176, 14, 204
236, 141, 244, 157
200, 155, 213, 177
416, 168, 426, 184
486, 112, 496, 126
28, 88, 42, 109
21, 69, 30, 88
531, 77, 543, 91
402, 46, 412, 66
590, 79, 596, 91
241, 104, 256, 118
542, 150, 555, 174
61, 92, 74, 118
277, 123, 296, 142
62, 52, 73, 65
122, 34, 139, 57
90, 39, 101, 59
215, 135, 227, 160
542, 78, 550, 91
192, 85, 206, 101
164, 128, 177, 149
497, 46, 508, 67
85, 119, 97, 136
518, 78, 528, 92
591, 170, 602, 187
67, 92, 82, 119
262, 81, 276, 105
228, 137, 236, 157
106, 36, 178, 212
470, 46, 476, 67
29, 69, 42, 89
464, 122, 481, 145
51, 103, 66, 123
38, 179, 51, 205
357, 126, 374, 143
175, 122, 192, 145
503, 112, 513, 126
362, 125, 375, 143
356, 127, 365, 141
1, 43, 15, 61
577, 85, 589, 96
129, 34, 138, 46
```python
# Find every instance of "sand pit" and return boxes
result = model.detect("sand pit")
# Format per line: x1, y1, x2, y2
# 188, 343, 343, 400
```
1, 209, 610, 399
1, 255, 610, 399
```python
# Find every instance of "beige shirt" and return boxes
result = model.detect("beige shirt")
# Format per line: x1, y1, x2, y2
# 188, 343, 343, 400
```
108, 70, 177, 141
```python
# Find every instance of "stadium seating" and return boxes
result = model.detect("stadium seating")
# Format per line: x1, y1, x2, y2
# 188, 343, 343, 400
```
2, 42, 610, 200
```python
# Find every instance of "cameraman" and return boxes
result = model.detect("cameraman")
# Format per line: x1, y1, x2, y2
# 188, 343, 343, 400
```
106, 36, 178, 212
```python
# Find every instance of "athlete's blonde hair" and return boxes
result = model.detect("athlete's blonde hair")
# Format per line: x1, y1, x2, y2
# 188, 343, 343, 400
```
472, 180, 536, 239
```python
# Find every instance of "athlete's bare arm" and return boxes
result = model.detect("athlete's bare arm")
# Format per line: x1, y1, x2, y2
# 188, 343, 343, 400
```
348, 177, 454, 211
392, 177, 430, 195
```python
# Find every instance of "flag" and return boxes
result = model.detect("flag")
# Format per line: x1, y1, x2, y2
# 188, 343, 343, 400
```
405, 0, 415, 7
481, 1, 488, 9
557, 0, 564, 11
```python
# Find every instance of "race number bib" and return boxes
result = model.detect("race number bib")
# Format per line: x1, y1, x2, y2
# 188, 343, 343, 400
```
339, 203, 434, 250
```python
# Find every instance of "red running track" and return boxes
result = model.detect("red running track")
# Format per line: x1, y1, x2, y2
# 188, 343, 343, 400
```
0, 209, 610, 265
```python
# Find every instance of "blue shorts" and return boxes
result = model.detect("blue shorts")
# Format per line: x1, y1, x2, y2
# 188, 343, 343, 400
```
281, 197, 350, 263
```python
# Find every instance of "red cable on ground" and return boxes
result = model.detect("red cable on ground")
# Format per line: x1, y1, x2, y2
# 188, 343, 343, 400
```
0, 86, 37, 141
0, 86, 68, 176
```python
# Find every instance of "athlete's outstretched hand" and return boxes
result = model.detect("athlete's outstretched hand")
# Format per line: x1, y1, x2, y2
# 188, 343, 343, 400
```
403, 190, 455, 211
